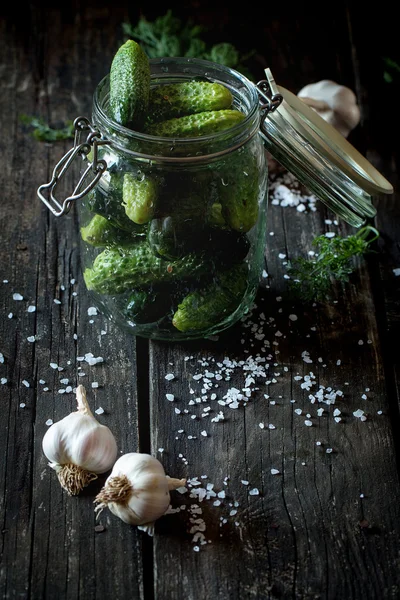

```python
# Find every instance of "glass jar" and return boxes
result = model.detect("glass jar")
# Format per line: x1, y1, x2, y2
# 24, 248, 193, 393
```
38, 59, 393, 341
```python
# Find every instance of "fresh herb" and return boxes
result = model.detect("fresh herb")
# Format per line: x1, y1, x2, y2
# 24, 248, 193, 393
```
20, 115, 74, 142
122, 11, 254, 77
287, 226, 379, 302
383, 57, 400, 84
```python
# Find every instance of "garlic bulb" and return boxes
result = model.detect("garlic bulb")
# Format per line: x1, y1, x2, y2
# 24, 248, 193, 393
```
94, 453, 186, 536
297, 80, 361, 138
42, 385, 118, 495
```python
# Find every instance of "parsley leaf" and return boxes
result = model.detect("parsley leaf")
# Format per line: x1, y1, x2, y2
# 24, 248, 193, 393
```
20, 115, 74, 142
122, 11, 255, 77
287, 226, 379, 302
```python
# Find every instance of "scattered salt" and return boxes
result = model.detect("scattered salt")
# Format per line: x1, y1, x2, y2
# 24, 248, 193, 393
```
27, 336, 35, 343
13, 293, 23, 301
45, 419, 53, 426
53, 299, 61, 305
8, 313, 13, 319
304, 420, 312, 427
271, 469, 280, 475
289, 314, 298, 321
249, 488, 259, 496
87, 307, 98, 316
165, 374, 175, 381
201, 431, 208, 437
22, 380, 30, 388
27, 306, 36, 313
1, 378, 7, 385
166, 394, 174, 401
95, 407, 104, 415
91, 382, 99, 389
241, 480, 249, 486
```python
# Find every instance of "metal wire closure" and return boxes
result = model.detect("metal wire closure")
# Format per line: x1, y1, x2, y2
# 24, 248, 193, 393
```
37, 117, 109, 217
256, 68, 283, 129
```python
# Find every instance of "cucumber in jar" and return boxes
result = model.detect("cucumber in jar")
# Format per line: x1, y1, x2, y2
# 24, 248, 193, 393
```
83, 241, 211, 295
172, 263, 248, 332
146, 109, 245, 138
148, 81, 233, 123
81, 214, 142, 247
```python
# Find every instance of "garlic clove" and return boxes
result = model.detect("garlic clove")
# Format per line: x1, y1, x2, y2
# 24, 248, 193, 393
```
298, 80, 361, 138
42, 385, 118, 495
94, 453, 186, 535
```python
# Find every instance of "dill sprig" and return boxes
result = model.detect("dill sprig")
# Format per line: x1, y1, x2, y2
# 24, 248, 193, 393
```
20, 115, 74, 142
288, 226, 379, 302
122, 11, 254, 77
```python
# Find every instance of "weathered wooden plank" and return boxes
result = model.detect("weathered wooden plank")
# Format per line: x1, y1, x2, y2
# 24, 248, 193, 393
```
0, 7, 145, 599
149, 9, 400, 600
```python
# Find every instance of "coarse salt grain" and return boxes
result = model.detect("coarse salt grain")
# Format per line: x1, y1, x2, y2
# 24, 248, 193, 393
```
91, 382, 99, 389
1, 378, 7, 385
8, 313, 13, 319
271, 469, 280, 475
201, 431, 208, 437
27, 306, 36, 313
13, 293, 23, 301
166, 394, 174, 401
22, 380, 30, 388
304, 420, 312, 427
249, 488, 259, 496
20, 403, 25, 408
241, 480, 249, 486
268, 423, 276, 430
0, 353, 4, 363
45, 419, 53, 426
165, 373, 175, 381
289, 314, 298, 321
259, 422, 265, 429
27, 336, 35, 343
95, 407, 104, 415
88, 307, 98, 316
53, 299, 61, 305
393, 268, 400, 277
325, 232, 336, 238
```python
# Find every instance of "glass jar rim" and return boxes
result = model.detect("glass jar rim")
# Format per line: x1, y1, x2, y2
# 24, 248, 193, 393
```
92, 57, 261, 160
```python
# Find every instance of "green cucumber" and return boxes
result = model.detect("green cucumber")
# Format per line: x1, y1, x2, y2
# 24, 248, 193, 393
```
218, 145, 260, 232
148, 216, 250, 262
86, 174, 147, 234
148, 82, 233, 123
122, 288, 168, 324
146, 109, 245, 138
109, 40, 150, 130
172, 264, 248, 332
123, 173, 157, 224
83, 241, 210, 295
81, 214, 140, 247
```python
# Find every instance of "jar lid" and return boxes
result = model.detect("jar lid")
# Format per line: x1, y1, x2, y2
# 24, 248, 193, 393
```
258, 70, 393, 227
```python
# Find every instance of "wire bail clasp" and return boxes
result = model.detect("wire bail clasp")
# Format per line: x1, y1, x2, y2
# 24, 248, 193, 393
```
256, 68, 283, 133
37, 116, 109, 217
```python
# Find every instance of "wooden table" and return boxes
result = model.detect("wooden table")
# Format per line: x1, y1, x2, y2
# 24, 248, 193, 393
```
1, 4, 399, 599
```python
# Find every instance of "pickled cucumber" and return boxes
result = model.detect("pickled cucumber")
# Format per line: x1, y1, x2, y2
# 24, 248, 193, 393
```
83, 241, 210, 294
122, 288, 168, 323
109, 40, 150, 130
172, 264, 248, 332
148, 82, 233, 123
148, 216, 250, 262
123, 173, 157, 224
218, 146, 260, 232
81, 214, 140, 247
146, 109, 245, 138
87, 175, 147, 234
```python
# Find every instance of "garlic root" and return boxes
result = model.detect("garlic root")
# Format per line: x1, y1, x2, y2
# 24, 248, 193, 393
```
53, 463, 98, 496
